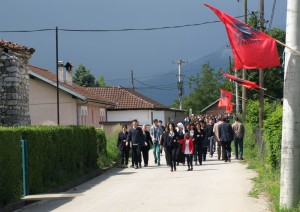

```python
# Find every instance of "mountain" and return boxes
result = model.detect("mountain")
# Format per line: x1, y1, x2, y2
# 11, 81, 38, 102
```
136, 45, 233, 106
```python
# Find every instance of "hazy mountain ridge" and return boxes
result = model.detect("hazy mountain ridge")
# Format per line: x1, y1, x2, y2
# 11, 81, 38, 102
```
137, 45, 233, 105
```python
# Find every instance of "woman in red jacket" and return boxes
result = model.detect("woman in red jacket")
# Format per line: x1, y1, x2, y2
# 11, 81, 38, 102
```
179, 133, 194, 171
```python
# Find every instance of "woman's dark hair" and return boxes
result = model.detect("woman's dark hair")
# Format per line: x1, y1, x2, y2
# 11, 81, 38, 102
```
167, 122, 175, 131
121, 124, 127, 129
185, 132, 190, 139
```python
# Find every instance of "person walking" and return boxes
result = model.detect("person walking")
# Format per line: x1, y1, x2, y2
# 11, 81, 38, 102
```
179, 133, 194, 171
127, 119, 144, 169
199, 120, 208, 161
205, 117, 215, 158
232, 116, 245, 160
116, 125, 129, 168
166, 123, 179, 172
160, 127, 170, 166
218, 117, 234, 162
213, 115, 224, 160
194, 122, 204, 165
159, 120, 165, 156
150, 119, 163, 166
176, 122, 185, 165
141, 124, 152, 167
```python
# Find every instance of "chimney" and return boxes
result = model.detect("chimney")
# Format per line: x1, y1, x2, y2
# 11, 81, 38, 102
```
65, 62, 73, 85
58, 61, 64, 82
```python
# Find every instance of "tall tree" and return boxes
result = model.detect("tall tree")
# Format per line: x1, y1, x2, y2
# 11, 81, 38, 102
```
182, 63, 229, 114
73, 64, 96, 87
96, 75, 106, 87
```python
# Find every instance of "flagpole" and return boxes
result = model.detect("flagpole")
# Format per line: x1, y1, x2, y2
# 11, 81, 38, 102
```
258, 0, 264, 129
276, 39, 300, 56
241, 0, 247, 122
235, 70, 240, 114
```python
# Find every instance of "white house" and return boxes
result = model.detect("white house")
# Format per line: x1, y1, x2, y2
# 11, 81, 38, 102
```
87, 86, 185, 126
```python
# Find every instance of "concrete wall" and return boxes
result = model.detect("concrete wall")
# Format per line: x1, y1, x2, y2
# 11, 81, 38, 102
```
107, 110, 151, 125
29, 78, 77, 125
107, 109, 185, 126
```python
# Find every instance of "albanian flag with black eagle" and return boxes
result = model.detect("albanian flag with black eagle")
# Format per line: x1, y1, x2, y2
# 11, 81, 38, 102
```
218, 89, 233, 112
221, 72, 261, 89
205, 4, 280, 70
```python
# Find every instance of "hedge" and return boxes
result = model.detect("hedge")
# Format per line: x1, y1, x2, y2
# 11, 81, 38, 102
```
0, 128, 22, 207
0, 126, 98, 206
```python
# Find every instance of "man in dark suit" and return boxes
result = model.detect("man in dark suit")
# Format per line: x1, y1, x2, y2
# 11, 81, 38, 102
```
127, 119, 144, 169
218, 117, 234, 162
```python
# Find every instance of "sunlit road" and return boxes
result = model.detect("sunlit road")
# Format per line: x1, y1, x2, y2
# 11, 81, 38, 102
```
17, 153, 269, 212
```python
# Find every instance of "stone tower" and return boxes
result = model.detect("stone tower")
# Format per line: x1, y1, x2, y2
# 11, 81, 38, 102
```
0, 40, 35, 126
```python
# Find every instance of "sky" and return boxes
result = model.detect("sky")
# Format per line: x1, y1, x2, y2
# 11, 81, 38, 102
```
0, 0, 287, 96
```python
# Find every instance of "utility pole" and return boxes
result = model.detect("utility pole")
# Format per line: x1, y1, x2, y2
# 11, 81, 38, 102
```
259, 0, 264, 129
229, 56, 239, 115
242, 0, 247, 121
172, 59, 188, 110
55, 26, 60, 125
131, 70, 134, 90
280, 0, 300, 208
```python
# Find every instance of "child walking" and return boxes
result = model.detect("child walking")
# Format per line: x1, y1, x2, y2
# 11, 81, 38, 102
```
179, 133, 194, 171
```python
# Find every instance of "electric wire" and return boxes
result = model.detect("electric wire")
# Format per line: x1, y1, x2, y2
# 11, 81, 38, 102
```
268, 0, 277, 30
0, 14, 251, 33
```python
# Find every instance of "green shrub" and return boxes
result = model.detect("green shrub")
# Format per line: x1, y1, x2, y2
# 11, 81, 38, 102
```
245, 100, 283, 211
96, 128, 109, 168
263, 104, 282, 170
0, 128, 22, 206
0, 126, 98, 206
106, 127, 120, 164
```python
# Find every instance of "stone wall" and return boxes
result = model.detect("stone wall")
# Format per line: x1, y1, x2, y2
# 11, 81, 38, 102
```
0, 46, 34, 126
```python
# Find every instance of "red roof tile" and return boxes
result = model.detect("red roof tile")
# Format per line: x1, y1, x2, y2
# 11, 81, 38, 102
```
87, 87, 168, 110
0, 39, 35, 53
28, 65, 114, 106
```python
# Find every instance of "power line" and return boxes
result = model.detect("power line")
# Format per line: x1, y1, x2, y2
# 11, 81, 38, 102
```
0, 14, 250, 33
268, 0, 277, 30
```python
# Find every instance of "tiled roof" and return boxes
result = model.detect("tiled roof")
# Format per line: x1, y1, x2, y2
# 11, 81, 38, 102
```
28, 65, 114, 106
0, 40, 35, 53
87, 87, 168, 110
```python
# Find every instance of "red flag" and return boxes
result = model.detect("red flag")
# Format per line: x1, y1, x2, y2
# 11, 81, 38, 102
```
218, 89, 232, 108
205, 4, 280, 69
226, 102, 233, 112
221, 72, 261, 89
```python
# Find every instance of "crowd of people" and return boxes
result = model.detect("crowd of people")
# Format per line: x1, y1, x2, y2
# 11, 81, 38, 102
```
116, 115, 245, 172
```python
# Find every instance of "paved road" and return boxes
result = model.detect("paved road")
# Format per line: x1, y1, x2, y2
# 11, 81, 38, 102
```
17, 153, 269, 212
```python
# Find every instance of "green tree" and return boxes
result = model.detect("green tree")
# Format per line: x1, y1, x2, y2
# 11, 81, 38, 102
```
96, 75, 106, 87
73, 64, 96, 87
182, 63, 229, 114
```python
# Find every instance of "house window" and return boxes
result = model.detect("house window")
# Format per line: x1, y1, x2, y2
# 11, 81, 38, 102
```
99, 108, 106, 122
80, 106, 88, 125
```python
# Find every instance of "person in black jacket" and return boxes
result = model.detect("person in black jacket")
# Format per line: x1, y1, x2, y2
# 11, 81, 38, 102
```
218, 117, 234, 162
160, 128, 170, 166
194, 122, 204, 165
205, 118, 215, 158
116, 125, 129, 167
141, 124, 152, 167
127, 119, 144, 169
166, 122, 179, 172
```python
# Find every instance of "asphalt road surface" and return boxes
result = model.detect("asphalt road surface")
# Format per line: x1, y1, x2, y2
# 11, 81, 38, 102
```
17, 152, 269, 212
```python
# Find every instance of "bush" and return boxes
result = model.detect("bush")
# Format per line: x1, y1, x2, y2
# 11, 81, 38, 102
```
96, 128, 109, 168
106, 126, 120, 165
0, 128, 22, 206
0, 126, 98, 206
263, 104, 282, 170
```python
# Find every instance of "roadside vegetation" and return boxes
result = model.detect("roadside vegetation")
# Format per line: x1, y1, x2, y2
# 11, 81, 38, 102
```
243, 100, 300, 211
